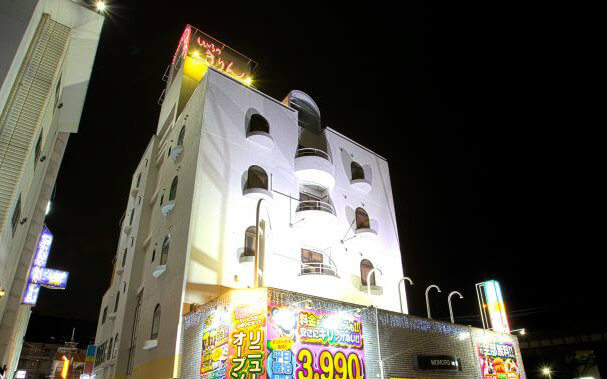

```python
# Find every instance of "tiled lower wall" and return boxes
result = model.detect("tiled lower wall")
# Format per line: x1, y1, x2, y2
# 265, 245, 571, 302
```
179, 288, 526, 379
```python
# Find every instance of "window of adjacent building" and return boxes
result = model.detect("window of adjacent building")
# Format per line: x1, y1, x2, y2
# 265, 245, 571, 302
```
102, 306, 108, 324
169, 176, 178, 201
114, 291, 120, 313
160, 236, 170, 265
122, 249, 127, 267
248, 114, 270, 134
246, 165, 268, 190
34, 131, 43, 170
151, 249, 156, 264
301, 248, 323, 274
160, 193, 164, 206
177, 126, 186, 146
355, 207, 370, 229
108, 338, 113, 361
244, 226, 256, 257
114, 333, 119, 358
53, 75, 62, 111
136, 172, 141, 188
11, 195, 21, 237
127, 290, 143, 374
151, 304, 161, 339
360, 259, 376, 286
129, 209, 134, 226
351, 161, 365, 181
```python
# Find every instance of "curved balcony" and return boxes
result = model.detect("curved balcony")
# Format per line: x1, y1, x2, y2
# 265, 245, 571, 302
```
350, 178, 372, 193
294, 200, 337, 246
300, 258, 339, 278
294, 148, 335, 189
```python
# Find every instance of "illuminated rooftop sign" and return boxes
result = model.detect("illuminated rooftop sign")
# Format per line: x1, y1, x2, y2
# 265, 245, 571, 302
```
172, 25, 257, 85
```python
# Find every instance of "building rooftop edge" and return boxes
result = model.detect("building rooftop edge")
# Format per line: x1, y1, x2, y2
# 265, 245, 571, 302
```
326, 127, 388, 162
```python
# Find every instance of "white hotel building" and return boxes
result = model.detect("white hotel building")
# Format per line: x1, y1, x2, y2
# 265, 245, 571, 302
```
93, 26, 406, 379
0, 0, 103, 376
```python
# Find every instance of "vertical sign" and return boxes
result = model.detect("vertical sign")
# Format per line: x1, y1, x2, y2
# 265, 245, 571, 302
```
84, 345, 96, 374
200, 305, 230, 379
22, 226, 53, 305
476, 280, 510, 333
228, 289, 267, 379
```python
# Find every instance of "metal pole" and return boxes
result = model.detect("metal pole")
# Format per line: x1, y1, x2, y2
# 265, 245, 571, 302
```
425, 284, 441, 319
366, 268, 383, 306
397, 277, 414, 314
447, 291, 464, 323
254, 199, 272, 288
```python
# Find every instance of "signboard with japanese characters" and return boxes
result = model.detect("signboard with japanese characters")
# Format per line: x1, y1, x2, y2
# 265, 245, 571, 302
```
200, 305, 230, 379
267, 303, 365, 379
478, 342, 520, 379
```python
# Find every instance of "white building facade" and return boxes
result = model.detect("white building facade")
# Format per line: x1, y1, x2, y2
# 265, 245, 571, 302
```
93, 26, 405, 379
0, 1, 103, 376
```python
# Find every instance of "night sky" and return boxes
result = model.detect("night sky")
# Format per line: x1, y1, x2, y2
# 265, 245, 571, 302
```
27, 2, 601, 345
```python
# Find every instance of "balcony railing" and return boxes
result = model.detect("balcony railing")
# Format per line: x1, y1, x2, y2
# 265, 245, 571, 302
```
300, 260, 339, 278
295, 200, 336, 215
295, 148, 332, 163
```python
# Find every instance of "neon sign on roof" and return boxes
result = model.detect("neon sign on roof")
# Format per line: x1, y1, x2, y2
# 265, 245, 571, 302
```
172, 24, 257, 84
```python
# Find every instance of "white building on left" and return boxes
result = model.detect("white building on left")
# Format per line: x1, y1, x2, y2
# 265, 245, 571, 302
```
0, 1, 104, 376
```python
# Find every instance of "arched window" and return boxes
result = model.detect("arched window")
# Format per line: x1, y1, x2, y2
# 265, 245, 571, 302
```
360, 259, 375, 286
151, 304, 161, 339
169, 176, 178, 201
247, 165, 268, 190
114, 292, 120, 312
249, 114, 270, 134
351, 162, 365, 181
244, 226, 256, 257
355, 207, 370, 229
160, 236, 170, 265
177, 126, 186, 146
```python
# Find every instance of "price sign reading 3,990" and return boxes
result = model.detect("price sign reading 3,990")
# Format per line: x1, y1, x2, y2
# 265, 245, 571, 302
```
268, 304, 366, 379
296, 348, 364, 379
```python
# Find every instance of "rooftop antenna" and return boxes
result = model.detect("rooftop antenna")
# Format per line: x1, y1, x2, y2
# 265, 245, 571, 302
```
71, 328, 75, 342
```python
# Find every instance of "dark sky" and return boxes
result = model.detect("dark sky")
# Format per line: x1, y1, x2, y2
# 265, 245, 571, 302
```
27, 2, 601, 345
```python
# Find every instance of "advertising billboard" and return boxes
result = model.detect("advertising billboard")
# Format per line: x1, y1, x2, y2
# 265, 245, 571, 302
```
478, 342, 520, 379
267, 304, 365, 379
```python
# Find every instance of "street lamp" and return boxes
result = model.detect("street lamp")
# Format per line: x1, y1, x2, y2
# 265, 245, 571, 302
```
540, 366, 552, 379
95, 1, 107, 12
447, 291, 463, 323
397, 277, 414, 314
366, 268, 383, 306
511, 328, 526, 336
425, 284, 441, 319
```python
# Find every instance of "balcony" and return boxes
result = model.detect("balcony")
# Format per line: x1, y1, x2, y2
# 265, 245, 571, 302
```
170, 145, 183, 161
246, 130, 274, 149
161, 200, 175, 215
354, 226, 377, 241
243, 187, 273, 201
300, 259, 339, 278
293, 200, 337, 246
350, 177, 372, 193
294, 148, 335, 189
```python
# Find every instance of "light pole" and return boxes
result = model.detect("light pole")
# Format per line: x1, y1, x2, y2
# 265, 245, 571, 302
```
447, 291, 463, 323
425, 284, 441, 319
511, 328, 526, 336
397, 277, 414, 314
366, 268, 383, 306
253, 198, 272, 288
